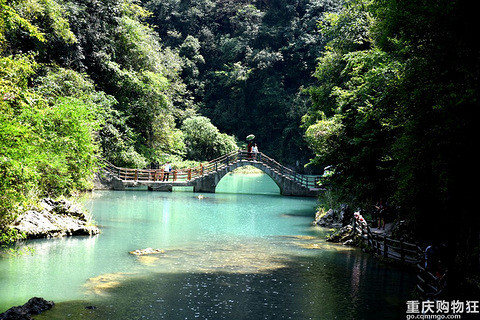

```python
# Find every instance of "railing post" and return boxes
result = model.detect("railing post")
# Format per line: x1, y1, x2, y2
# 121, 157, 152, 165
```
188, 168, 192, 180
135, 169, 138, 181
400, 241, 405, 262
352, 217, 356, 237
383, 236, 388, 258
376, 235, 381, 255
200, 164, 203, 175
173, 170, 177, 182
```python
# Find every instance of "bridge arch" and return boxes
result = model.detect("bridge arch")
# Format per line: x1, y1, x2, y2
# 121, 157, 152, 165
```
103, 150, 321, 197
206, 161, 284, 194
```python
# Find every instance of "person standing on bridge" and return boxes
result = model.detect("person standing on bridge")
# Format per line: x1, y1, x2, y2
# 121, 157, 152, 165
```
163, 162, 172, 181
252, 143, 259, 160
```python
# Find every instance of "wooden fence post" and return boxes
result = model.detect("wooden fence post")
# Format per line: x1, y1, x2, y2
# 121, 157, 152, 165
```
135, 169, 138, 181
352, 217, 357, 237
377, 236, 381, 255
188, 168, 192, 180
400, 241, 405, 262
173, 170, 177, 181
383, 236, 388, 258
200, 164, 203, 175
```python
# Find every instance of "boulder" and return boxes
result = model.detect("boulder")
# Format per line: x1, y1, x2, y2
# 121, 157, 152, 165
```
0, 297, 54, 320
326, 225, 354, 243
314, 208, 343, 228
11, 199, 100, 239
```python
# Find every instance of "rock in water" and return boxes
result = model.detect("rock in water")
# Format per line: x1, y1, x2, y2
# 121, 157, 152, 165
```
0, 297, 54, 320
11, 198, 100, 239
129, 248, 165, 255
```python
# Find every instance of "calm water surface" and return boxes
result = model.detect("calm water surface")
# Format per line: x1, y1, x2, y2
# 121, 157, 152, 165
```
0, 173, 415, 319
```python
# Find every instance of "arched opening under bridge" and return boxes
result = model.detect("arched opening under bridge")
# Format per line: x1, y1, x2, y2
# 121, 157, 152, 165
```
215, 165, 281, 195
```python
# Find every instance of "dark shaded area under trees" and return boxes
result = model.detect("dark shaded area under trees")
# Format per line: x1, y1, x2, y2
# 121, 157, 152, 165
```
303, 0, 478, 295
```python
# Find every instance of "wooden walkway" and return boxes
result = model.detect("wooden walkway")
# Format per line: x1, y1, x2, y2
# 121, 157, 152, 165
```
350, 216, 444, 299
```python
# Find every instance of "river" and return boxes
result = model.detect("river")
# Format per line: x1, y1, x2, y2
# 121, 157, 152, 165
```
0, 172, 415, 319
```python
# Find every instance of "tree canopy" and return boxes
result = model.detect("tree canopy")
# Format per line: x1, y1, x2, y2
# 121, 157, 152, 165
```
0, 0, 237, 243
304, 0, 478, 277
142, 0, 343, 168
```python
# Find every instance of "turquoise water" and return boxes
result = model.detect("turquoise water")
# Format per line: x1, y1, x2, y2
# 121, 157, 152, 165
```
0, 173, 415, 319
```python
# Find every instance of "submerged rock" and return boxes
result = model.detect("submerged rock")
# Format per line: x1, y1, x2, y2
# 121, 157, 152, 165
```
83, 272, 131, 296
11, 198, 100, 239
0, 297, 54, 320
129, 248, 165, 255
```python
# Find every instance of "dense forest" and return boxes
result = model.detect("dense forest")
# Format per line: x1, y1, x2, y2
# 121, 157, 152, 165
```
302, 0, 478, 290
0, 0, 239, 243
1, 0, 478, 292
141, 0, 343, 167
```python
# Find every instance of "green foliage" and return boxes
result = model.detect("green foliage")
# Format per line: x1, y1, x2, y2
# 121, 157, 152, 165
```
181, 116, 237, 161
55, 0, 194, 164
0, 0, 46, 52
1, 0, 239, 246
143, 0, 343, 167
304, 0, 478, 260
0, 56, 101, 243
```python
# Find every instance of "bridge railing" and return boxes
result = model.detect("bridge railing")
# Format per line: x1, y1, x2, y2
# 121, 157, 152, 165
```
252, 152, 321, 189
102, 150, 321, 189
103, 160, 192, 182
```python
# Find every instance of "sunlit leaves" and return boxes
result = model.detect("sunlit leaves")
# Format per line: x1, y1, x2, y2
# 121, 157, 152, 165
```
181, 116, 237, 161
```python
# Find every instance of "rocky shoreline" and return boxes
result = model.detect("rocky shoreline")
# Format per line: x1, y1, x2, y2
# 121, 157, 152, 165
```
11, 198, 100, 240
0, 297, 54, 320
313, 205, 392, 245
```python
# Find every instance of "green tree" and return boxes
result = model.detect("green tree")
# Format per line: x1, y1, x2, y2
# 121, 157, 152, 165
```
181, 116, 237, 161
0, 56, 102, 243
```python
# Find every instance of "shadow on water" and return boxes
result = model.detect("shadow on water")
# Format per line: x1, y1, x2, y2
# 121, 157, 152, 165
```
35, 250, 415, 320
0, 187, 417, 320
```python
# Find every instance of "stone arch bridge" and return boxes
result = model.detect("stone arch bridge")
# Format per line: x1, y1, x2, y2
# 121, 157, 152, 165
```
102, 151, 321, 197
